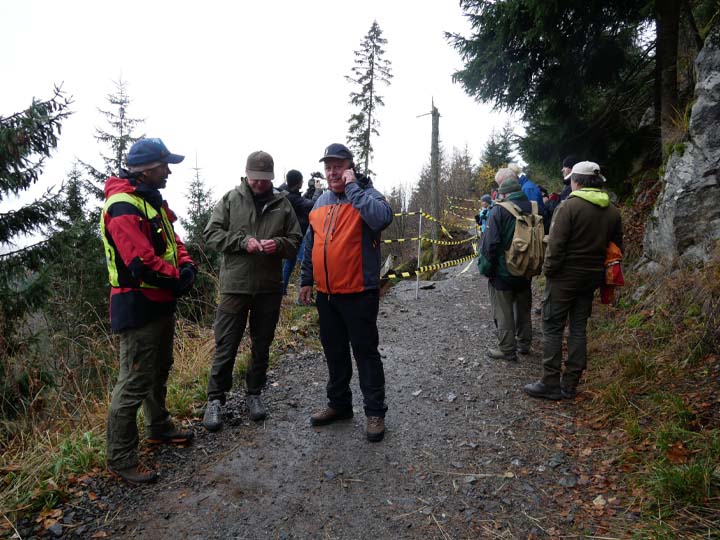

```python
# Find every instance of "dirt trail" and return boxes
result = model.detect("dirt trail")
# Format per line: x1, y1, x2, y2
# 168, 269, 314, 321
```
49, 265, 633, 540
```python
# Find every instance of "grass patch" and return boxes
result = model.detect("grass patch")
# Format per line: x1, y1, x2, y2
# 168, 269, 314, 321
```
585, 259, 720, 538
1, 299, 320, 529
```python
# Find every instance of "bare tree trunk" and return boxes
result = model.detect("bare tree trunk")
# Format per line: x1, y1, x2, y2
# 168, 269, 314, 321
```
657, 0, 680, 157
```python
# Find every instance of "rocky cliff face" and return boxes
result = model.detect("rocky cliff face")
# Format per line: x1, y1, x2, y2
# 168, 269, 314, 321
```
643, 28, 720, 268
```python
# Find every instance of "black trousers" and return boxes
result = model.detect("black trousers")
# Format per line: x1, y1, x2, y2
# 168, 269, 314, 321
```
316, 290, 387, 418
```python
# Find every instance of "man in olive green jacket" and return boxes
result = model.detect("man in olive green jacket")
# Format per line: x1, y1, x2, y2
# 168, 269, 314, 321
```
202, 151, 302, 431
524, 161, 623, 401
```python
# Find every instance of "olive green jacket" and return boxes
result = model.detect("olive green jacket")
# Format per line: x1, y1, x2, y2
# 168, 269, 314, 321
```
543, 188, 623, 302
204, 179, 302, 294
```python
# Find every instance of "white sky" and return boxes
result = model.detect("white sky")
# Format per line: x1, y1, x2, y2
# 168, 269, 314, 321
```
2, 0, 513, 226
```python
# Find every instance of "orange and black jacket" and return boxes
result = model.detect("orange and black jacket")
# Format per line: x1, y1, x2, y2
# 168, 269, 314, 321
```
100, 175, 194, 331
300, 179, 392, 294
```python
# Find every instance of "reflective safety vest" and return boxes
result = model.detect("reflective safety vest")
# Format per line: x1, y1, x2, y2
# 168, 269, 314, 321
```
100, 192, 179, 288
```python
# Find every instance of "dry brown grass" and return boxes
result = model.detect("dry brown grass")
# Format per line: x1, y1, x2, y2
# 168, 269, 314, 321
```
584, 256, 720, 539
0, 295, 320, 529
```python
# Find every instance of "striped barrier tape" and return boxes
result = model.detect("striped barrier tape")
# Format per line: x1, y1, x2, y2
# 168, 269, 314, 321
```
444, 208, 477, 223
390, 210, 454, 238
383, 252, 477, 280
446, 196, 481, 204
448, 204, 481, 213
382, 235, 478, 246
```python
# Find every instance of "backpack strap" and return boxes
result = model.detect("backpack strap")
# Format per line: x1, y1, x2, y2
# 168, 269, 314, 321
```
497, 201, 523, 218
530, 200, 538, 216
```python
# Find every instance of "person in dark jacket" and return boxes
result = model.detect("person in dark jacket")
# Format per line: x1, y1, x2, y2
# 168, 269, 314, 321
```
524, 161, 623, 400
478, 169, 533, 362
101, 138, 197, 484
474, 194, 492, 233
282, 169, 315, 297
299, 143, 393, 442
202, 151, 302, 431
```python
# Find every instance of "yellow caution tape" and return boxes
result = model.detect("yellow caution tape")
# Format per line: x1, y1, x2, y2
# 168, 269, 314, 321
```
446, 196, 481, 204
382, 235, 477, 246
448, 204, 481, 213
383, 252, 477, 280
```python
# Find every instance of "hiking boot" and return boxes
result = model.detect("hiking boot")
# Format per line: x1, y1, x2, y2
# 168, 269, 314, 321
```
486, 348, 518, 362
246, 394, 267, 421
310, 407, 353, 427
561, 386, 578, 400
517, 346, 532, 355
523, 381, 562, 400
366, 416, 385, 442
108, 462, 158, 485
202, 399, 223, 432
146, 425, 194, 445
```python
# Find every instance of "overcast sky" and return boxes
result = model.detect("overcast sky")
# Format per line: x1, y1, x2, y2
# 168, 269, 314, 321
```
2, 0, 513, 225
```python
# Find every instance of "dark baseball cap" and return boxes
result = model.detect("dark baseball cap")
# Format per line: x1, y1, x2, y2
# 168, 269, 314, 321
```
246, 150, 275, 180
319, 143, 353, 162
127, 138, 184, 168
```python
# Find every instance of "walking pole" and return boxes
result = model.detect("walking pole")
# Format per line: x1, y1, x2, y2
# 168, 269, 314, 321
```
416, 209, 423, 300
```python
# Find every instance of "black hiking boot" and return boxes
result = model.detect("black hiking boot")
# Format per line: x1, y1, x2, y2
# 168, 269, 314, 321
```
246, 394, 267, 421
523, 381, 562, 400
486, 348, 518, 362
203, 399, 223, 432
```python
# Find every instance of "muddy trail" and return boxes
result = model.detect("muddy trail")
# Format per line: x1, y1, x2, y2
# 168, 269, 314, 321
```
36, 266, 635, 540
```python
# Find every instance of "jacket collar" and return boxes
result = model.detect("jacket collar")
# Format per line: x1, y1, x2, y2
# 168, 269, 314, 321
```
568, 188, 609, 208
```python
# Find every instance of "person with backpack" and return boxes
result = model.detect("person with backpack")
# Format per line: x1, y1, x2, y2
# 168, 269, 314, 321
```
478, 169, 541, 362
523, 161, 623, 401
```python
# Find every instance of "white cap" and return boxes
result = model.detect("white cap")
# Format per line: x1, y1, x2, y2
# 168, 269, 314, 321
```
570, 161, 606, 182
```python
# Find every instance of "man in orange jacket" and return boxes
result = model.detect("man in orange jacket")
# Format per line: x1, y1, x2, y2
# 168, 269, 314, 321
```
300, 143, 393, 442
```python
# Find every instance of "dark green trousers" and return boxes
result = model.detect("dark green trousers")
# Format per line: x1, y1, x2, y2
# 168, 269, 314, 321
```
107, 314, 175, 469
206, 293, 282, 404
541, 285, 595, 389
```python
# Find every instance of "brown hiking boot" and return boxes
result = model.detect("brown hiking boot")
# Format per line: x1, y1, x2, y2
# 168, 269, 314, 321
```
146, 425, 194, 445
310, 407, 353, 426
108, 462, 158, 485
366, 416, 385, 442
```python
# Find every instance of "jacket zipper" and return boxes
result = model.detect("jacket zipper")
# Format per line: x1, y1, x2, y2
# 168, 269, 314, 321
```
322, 202, 341, 294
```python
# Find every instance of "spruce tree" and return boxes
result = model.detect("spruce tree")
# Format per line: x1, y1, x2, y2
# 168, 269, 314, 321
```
346, 21, 393, 173
0, 87, 72, 355
82, 77, 144, 195
178, 160, 217, 325
481, 123, 515, 169
44, 163, 108, 352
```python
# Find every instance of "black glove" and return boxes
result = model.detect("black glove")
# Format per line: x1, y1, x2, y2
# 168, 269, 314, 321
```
174, 264, 196, 297
474, 213, 482, 226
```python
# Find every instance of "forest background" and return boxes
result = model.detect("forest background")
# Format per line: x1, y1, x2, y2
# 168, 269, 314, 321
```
2, 1, 719, 539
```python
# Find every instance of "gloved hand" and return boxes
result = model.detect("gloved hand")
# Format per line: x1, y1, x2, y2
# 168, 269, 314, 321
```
474, 213, 482, 226
174, 264, 197, 297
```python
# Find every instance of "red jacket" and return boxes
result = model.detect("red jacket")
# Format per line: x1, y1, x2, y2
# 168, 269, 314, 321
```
101, 176, 193, 331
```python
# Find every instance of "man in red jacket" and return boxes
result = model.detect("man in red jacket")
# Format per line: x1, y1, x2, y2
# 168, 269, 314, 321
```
100, 138, 197, 484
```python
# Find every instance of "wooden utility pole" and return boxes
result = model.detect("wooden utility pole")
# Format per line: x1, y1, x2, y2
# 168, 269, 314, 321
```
430, 100, 440, 260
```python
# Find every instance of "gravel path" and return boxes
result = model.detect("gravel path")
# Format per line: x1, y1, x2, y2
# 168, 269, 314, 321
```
31, 265, 633, 540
